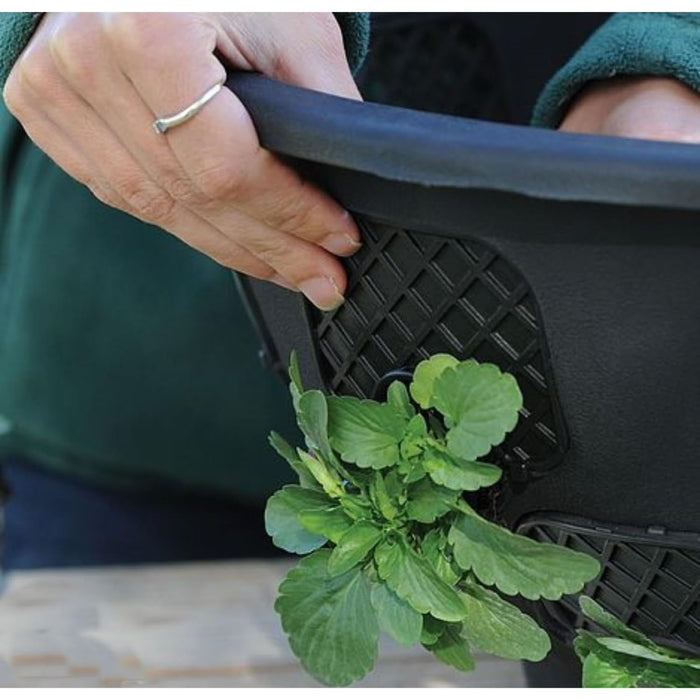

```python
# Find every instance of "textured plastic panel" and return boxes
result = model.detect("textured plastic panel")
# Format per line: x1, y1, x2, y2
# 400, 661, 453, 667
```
518, 514, 700, 656
312, 215, 567, 481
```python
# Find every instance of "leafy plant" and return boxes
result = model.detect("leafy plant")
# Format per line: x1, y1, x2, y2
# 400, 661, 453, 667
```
265, 352, 600, 686
575, 596, 700, 688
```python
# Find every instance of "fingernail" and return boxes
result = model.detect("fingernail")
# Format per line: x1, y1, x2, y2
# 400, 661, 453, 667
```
321, 232, 362, 257
298, 276, 345, 311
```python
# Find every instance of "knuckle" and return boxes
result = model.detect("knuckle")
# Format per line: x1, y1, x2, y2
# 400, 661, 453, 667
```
49, 24, 101, 88
2, 70, 24, 115
252, 235, 295, 263
116, 177, 176, 223
103, 13, 160, 56
273, 201, 316, 236
192, 160, 246, 201
15, 50, 54, 97
166, 176, 205, 205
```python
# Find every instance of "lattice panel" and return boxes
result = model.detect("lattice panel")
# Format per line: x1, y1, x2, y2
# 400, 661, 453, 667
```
519, 517, 700, 656
312, 218, 566, 478
356, 14, 510, 121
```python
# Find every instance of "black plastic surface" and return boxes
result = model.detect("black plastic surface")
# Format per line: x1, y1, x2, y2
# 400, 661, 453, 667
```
229, 14, 700, 664
519, 514, 700, 656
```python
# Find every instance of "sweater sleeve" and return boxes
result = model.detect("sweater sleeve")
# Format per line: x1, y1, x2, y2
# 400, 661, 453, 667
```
335, 12, 370, 75
532, 12, 700, 128
0, 12, 43, 87
0, 13, 369, 89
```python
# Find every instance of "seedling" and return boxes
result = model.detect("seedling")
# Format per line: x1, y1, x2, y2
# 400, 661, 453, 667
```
265, 352, 600, 686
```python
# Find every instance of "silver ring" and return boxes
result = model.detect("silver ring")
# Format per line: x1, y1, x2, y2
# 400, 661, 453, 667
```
152, 79, 224, 135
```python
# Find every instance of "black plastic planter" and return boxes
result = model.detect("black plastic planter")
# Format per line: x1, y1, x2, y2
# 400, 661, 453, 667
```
230, 61, 700, 661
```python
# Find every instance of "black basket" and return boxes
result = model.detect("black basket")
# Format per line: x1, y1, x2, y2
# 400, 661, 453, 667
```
231, 14, 700, 659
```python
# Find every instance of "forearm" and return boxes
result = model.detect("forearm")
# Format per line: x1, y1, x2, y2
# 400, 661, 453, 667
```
532, 12, 700, 128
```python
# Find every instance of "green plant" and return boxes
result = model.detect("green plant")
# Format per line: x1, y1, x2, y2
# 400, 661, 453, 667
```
265, 352, 600, 686
575, 596, 700, 687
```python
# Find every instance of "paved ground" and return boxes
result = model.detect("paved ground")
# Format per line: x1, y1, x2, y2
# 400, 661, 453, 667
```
0, 559, 526, 687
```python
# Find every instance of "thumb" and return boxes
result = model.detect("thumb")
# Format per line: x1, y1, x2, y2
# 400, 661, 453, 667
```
216, 12, 362, 100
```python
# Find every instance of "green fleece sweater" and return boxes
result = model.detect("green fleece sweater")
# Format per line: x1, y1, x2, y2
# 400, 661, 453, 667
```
532, 13, 700, 126
0, 12, 697, 501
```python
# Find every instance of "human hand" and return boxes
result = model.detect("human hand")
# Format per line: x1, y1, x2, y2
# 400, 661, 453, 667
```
2, 12, 362, 310
559, 75, 700, 143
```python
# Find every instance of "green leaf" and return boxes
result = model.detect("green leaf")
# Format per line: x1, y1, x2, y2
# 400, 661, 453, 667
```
433, 360, 522, 461
269, 431, 317, 490
398, 457, 427, 484
582, 651, 640, 688
578, 639, 700, 688
421, 530, 461, 586
459, 580, 550, 661
374, 538, 467, 622
369, 471, 399, 521
327, 395, 409, 468
298, 506, 354, 544
401, 414, 429, 461
595, 637, 700, 669
288, 350, 304, 413
579, 596, 671, 655
406, 477, 459, 523
382, 470, 405, 503
275, 550, 379, 686
420, 615, 443, 645
328, 521, 383, 576
410, 354, 459, 409
264, 486, 333, 554
297, 450, 344, 498
423, 445, 502, 491
340, 492, 374, 520
297, 390, 341, 468
387, 380, 415, 420
448, 509, 600, 600
425, 624, 475, 672
370, 580, 423, 646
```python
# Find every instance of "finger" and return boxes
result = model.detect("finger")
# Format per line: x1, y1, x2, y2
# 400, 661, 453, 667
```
108, 14, 360, 254
226, 212, 348, 310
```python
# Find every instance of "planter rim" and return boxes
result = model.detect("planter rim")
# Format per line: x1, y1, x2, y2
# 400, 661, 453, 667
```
227, 72, 700, 212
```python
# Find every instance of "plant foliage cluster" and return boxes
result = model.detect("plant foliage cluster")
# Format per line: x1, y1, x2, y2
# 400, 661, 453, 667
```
264, 352, 700, 688
264, 352, 601, 686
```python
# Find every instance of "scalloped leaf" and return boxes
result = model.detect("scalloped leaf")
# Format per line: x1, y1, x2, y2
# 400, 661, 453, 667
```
327, 395, 409, 468
459, 580, 550, 661
370, 580, 423, 646
328, 521, 383, 576
264, 486, 333, 554
276, 550, 379, 686
423, 446, 502, 491
448, 509, 600, 600
433, 360, 522, 460
374, 538, 466, 622
409, 354, 459, 409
